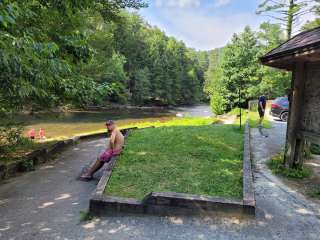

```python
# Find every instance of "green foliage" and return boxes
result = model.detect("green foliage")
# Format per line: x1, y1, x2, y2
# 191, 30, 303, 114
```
0, 119, 24, 153
18, 158, 35, 171
204, 48, 227, 114
107, 124, 243, 200
257, 0, 318, 39
121, 117, 217, 129
310, 189, 320, 199
302, 2, 320, 30
267, 153, 312, 179
303, 19, 320, 30
79, 211, 94, 222
131, 67, 151, 104
1, 0, 205, 111
228, 108, 272, 128
310, 143, 320, 155
222, 26, 261, 107
205, 23, 291, 114
247, 111, 272, 129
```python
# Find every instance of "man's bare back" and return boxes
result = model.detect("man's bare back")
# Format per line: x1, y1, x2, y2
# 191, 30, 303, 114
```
109, 128, 124, 151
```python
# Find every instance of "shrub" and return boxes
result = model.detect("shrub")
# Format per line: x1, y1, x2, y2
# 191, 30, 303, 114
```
0, 123, 24, 153
310, 189, 320, 199
267, 153, 311, 179
310, 143, 320, 155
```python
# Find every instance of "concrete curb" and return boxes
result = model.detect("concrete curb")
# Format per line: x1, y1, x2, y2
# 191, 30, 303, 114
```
89, 123, 256, 216
242, 122, 256, 214
0, 137, 80, 182
0, 127, 143, 183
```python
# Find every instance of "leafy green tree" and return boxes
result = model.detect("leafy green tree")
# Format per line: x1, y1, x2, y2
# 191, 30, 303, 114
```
257, 0, 318, 39
206, 23, 290, 114
257, 22, 291, 99
302, 2, 320, 30
1, 0, 207, 114
131, 67, 151, 105
222, 26, 261, 108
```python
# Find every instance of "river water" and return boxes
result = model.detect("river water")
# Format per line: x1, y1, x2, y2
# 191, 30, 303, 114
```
17, 105, 212, 140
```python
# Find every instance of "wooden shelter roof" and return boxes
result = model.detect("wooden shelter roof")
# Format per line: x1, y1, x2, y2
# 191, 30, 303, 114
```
261, 27, 320, 70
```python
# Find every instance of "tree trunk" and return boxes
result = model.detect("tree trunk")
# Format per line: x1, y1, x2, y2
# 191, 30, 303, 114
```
287, 0, 295, 39
285, 62, 306, 168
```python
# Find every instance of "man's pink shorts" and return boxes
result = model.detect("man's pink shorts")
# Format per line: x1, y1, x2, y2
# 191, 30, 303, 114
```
100, 149, 122, 163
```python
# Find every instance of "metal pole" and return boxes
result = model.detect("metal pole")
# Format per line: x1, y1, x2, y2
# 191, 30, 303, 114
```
239, 88, 242, 129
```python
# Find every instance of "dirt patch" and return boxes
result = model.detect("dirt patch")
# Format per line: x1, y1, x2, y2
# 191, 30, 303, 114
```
216, 114, 237, 125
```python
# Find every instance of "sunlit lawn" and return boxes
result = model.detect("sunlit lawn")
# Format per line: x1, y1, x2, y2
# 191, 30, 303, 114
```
106, 123, 243, 200
3, 117, 216, 165
26, 117, 217, 141
229, 108, 272, 129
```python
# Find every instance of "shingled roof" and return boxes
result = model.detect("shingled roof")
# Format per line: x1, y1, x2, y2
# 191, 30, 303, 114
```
261, 27, 320, 69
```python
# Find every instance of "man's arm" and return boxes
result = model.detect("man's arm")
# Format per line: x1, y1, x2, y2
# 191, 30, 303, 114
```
109, 131, 115, 149
259, 101, 264, 112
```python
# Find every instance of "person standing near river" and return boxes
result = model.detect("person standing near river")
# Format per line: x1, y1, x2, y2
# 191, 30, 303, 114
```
80, 120, 124, 180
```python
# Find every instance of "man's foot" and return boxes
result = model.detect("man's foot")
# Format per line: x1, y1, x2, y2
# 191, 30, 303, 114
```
79, 174, 93, 181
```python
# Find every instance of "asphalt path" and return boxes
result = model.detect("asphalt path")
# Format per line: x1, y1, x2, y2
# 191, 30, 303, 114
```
1, 107, 320, 239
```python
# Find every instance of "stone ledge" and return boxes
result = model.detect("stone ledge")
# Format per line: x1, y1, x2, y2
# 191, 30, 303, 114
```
0, 127, 141, 183
89, 122, 256, 216
89, 191, 251, 216
0, 138, 79, 182
0, 126, 141, 183
242, 122, 256, 213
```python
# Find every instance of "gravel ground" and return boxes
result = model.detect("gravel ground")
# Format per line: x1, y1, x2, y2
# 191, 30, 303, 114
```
1, 110, 320, 240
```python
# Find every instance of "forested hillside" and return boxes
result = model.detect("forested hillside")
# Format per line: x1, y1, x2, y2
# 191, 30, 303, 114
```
0, 0, 208, 114
204, 23, 291, 114
2, 1, 319, 115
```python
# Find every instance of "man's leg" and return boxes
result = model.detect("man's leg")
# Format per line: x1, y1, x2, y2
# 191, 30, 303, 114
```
84, 158, 104, 178
258, 116, 263, 127
258, 110, 264, 127
81, 149, 112, 179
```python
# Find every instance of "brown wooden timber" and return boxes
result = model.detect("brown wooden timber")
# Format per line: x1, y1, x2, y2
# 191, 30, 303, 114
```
285, 63, 306, 168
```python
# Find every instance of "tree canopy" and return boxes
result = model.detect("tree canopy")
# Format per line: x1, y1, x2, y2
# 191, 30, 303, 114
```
205, 23, 291, 114
302, 2, 320, 30
257, 0, 319, 39
0, 0, 207, 114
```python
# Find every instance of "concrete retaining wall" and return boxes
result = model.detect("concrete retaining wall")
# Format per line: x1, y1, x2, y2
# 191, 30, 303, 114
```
0, 127, 138, 182
89, 122, 255, 216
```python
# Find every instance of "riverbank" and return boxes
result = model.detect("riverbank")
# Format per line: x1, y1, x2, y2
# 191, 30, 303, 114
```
15, 105, 212, 140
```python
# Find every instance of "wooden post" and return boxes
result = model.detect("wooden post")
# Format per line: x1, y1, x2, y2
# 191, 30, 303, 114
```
285, 62, 306, 168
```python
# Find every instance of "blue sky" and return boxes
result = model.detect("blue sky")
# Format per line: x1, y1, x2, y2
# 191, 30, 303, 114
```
138, 0, 314, 50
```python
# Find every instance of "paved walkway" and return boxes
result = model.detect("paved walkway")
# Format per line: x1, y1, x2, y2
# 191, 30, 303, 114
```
1, 118, 320, 239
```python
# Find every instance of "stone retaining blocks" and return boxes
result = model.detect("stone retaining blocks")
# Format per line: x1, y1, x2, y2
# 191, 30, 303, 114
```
0, 127, 141, 182
89, 122, 256, 216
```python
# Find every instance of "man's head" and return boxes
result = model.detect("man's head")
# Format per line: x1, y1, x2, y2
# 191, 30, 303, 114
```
105, 120, 116, 131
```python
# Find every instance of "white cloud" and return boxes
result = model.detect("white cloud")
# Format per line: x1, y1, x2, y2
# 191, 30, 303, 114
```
142, 7, 263, 50
214, 0, 231, 7
155, 0, 200, 8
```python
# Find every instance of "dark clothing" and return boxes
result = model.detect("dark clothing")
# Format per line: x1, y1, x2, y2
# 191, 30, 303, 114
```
258, 108, 265, 118
258, 96, 266, 117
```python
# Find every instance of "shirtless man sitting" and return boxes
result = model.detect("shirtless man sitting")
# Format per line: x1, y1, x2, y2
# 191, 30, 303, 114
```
80, 120, 124, 180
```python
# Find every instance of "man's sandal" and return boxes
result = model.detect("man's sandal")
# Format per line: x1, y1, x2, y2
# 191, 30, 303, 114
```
79, 175, 93, 181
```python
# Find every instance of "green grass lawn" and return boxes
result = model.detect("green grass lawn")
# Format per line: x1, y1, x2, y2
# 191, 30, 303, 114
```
119, 117, 217, 129
106, 123, 244, 200
229, 108, 272, 128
